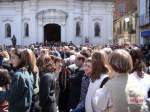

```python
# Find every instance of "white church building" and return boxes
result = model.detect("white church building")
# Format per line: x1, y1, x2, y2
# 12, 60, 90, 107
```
0, 0, 114, 45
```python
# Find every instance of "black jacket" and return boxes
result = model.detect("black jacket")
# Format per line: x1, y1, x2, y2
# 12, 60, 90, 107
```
39, 73, 57, 112
58, 67, 71, 112
68, 64, 85, 110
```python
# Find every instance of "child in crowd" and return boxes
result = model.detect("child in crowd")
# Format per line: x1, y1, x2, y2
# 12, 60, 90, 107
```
0, 69, 11, 112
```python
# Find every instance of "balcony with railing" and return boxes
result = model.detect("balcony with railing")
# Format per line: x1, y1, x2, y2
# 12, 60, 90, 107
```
140, 12, 150, 26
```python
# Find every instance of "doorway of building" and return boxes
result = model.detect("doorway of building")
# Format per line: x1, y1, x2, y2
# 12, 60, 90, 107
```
44, 24, 61, 42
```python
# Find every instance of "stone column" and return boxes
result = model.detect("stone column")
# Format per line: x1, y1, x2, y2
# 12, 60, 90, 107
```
66, 0, 74, 43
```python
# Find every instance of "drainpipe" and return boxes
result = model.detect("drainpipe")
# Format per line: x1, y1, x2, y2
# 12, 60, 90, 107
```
21, 0, 23, 45
137, 0, 141, 46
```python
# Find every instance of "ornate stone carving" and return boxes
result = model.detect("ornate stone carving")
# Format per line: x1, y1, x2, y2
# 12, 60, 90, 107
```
23, 18, 31, 22
74, 16, 83, 21
92, 17, 103, 22
2, 17, 13, 22
36, 9, 68, 26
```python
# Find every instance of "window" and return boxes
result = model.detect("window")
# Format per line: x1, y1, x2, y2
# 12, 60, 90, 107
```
24, 23, 29, 37
76, 22, 81, 37
120, 21, 122, 33
123, 20, 125, 31
5, 23, 11, 38
118, 3, 125, 14
146, 0, 150, 18
146, 0, 149, 14
94, 22, 100, 37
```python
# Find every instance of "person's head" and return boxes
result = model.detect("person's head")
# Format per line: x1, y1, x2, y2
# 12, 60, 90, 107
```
1, 51, 9, 59
91, 50, 110, 81
0, 69, 11, 88
22, 49, 39, 75
10, 48, 38, 74
103, 47, 113, 58
80, 49, 90, 58
10, 48, 22, 68
130, 47, 146, 77
83, 58, 92, 76
109, 49, 133, 74
37, 54, 56, 74
40, 48, 49, 56
63, 46, 70, 53
129, 47, 143, 65
51, 55, 62, 73
75, 53, 85, 67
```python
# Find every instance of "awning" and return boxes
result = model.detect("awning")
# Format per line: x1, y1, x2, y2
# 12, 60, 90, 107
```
141, 30, 150, 37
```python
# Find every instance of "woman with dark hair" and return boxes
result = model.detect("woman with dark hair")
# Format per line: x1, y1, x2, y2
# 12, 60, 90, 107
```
130, 47, 150, 98
0, 48, 34, 112
37, 54, 57, 112
85, 50, 110, 112
130, 47, 146, 74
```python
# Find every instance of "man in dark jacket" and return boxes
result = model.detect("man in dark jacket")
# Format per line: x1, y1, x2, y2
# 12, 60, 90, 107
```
60, 46, 71, 59
68, 54, 85, 111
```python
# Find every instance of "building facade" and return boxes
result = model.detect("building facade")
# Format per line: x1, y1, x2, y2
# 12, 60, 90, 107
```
0, 0, 114, 45
114, 0, 137, 20
139, 0, 150, 45
113, 12, 137, 44
113, 0, 137, 45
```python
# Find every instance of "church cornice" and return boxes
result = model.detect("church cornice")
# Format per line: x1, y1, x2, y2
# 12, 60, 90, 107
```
0, 0, 27, 2
77, 0, 114, 2
0, 0, 114, 2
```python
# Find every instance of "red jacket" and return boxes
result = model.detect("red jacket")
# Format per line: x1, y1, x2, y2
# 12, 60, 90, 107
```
0, 100, 8, 112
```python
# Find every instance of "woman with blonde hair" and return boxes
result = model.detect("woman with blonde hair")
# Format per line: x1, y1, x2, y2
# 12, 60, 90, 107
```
24, 49, 40, 112
85, 50, 110, 112
1, 50, 10, 63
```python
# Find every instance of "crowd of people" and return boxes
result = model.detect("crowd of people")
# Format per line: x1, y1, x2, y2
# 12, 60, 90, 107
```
0, 42, 149, 112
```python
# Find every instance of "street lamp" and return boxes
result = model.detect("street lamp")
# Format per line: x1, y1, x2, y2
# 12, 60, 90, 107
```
125, 17, 130, 22
125, 17, 130, 43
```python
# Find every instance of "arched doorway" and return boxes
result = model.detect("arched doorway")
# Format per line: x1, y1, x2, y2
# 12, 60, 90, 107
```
44, 24, 61, 42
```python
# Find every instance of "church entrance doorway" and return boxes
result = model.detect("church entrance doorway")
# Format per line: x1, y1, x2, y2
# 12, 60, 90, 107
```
44, 24, 61, 42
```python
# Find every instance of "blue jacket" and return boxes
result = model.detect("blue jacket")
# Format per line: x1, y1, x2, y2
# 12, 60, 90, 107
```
72, 74, 90, 112
0, 69, 34, 112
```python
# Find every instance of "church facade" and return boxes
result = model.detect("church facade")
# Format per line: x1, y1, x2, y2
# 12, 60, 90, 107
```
0, 0, 114, 45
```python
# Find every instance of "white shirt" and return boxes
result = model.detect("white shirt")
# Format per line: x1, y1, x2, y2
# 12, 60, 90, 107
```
129, 72, 150, 99
90, 72, 150, 112
85, 74, 108, 112
91, 87, 112, 112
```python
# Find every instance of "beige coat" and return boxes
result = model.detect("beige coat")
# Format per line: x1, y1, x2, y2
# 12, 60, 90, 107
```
105, 73, 148, 112
91, 73, 148, 112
